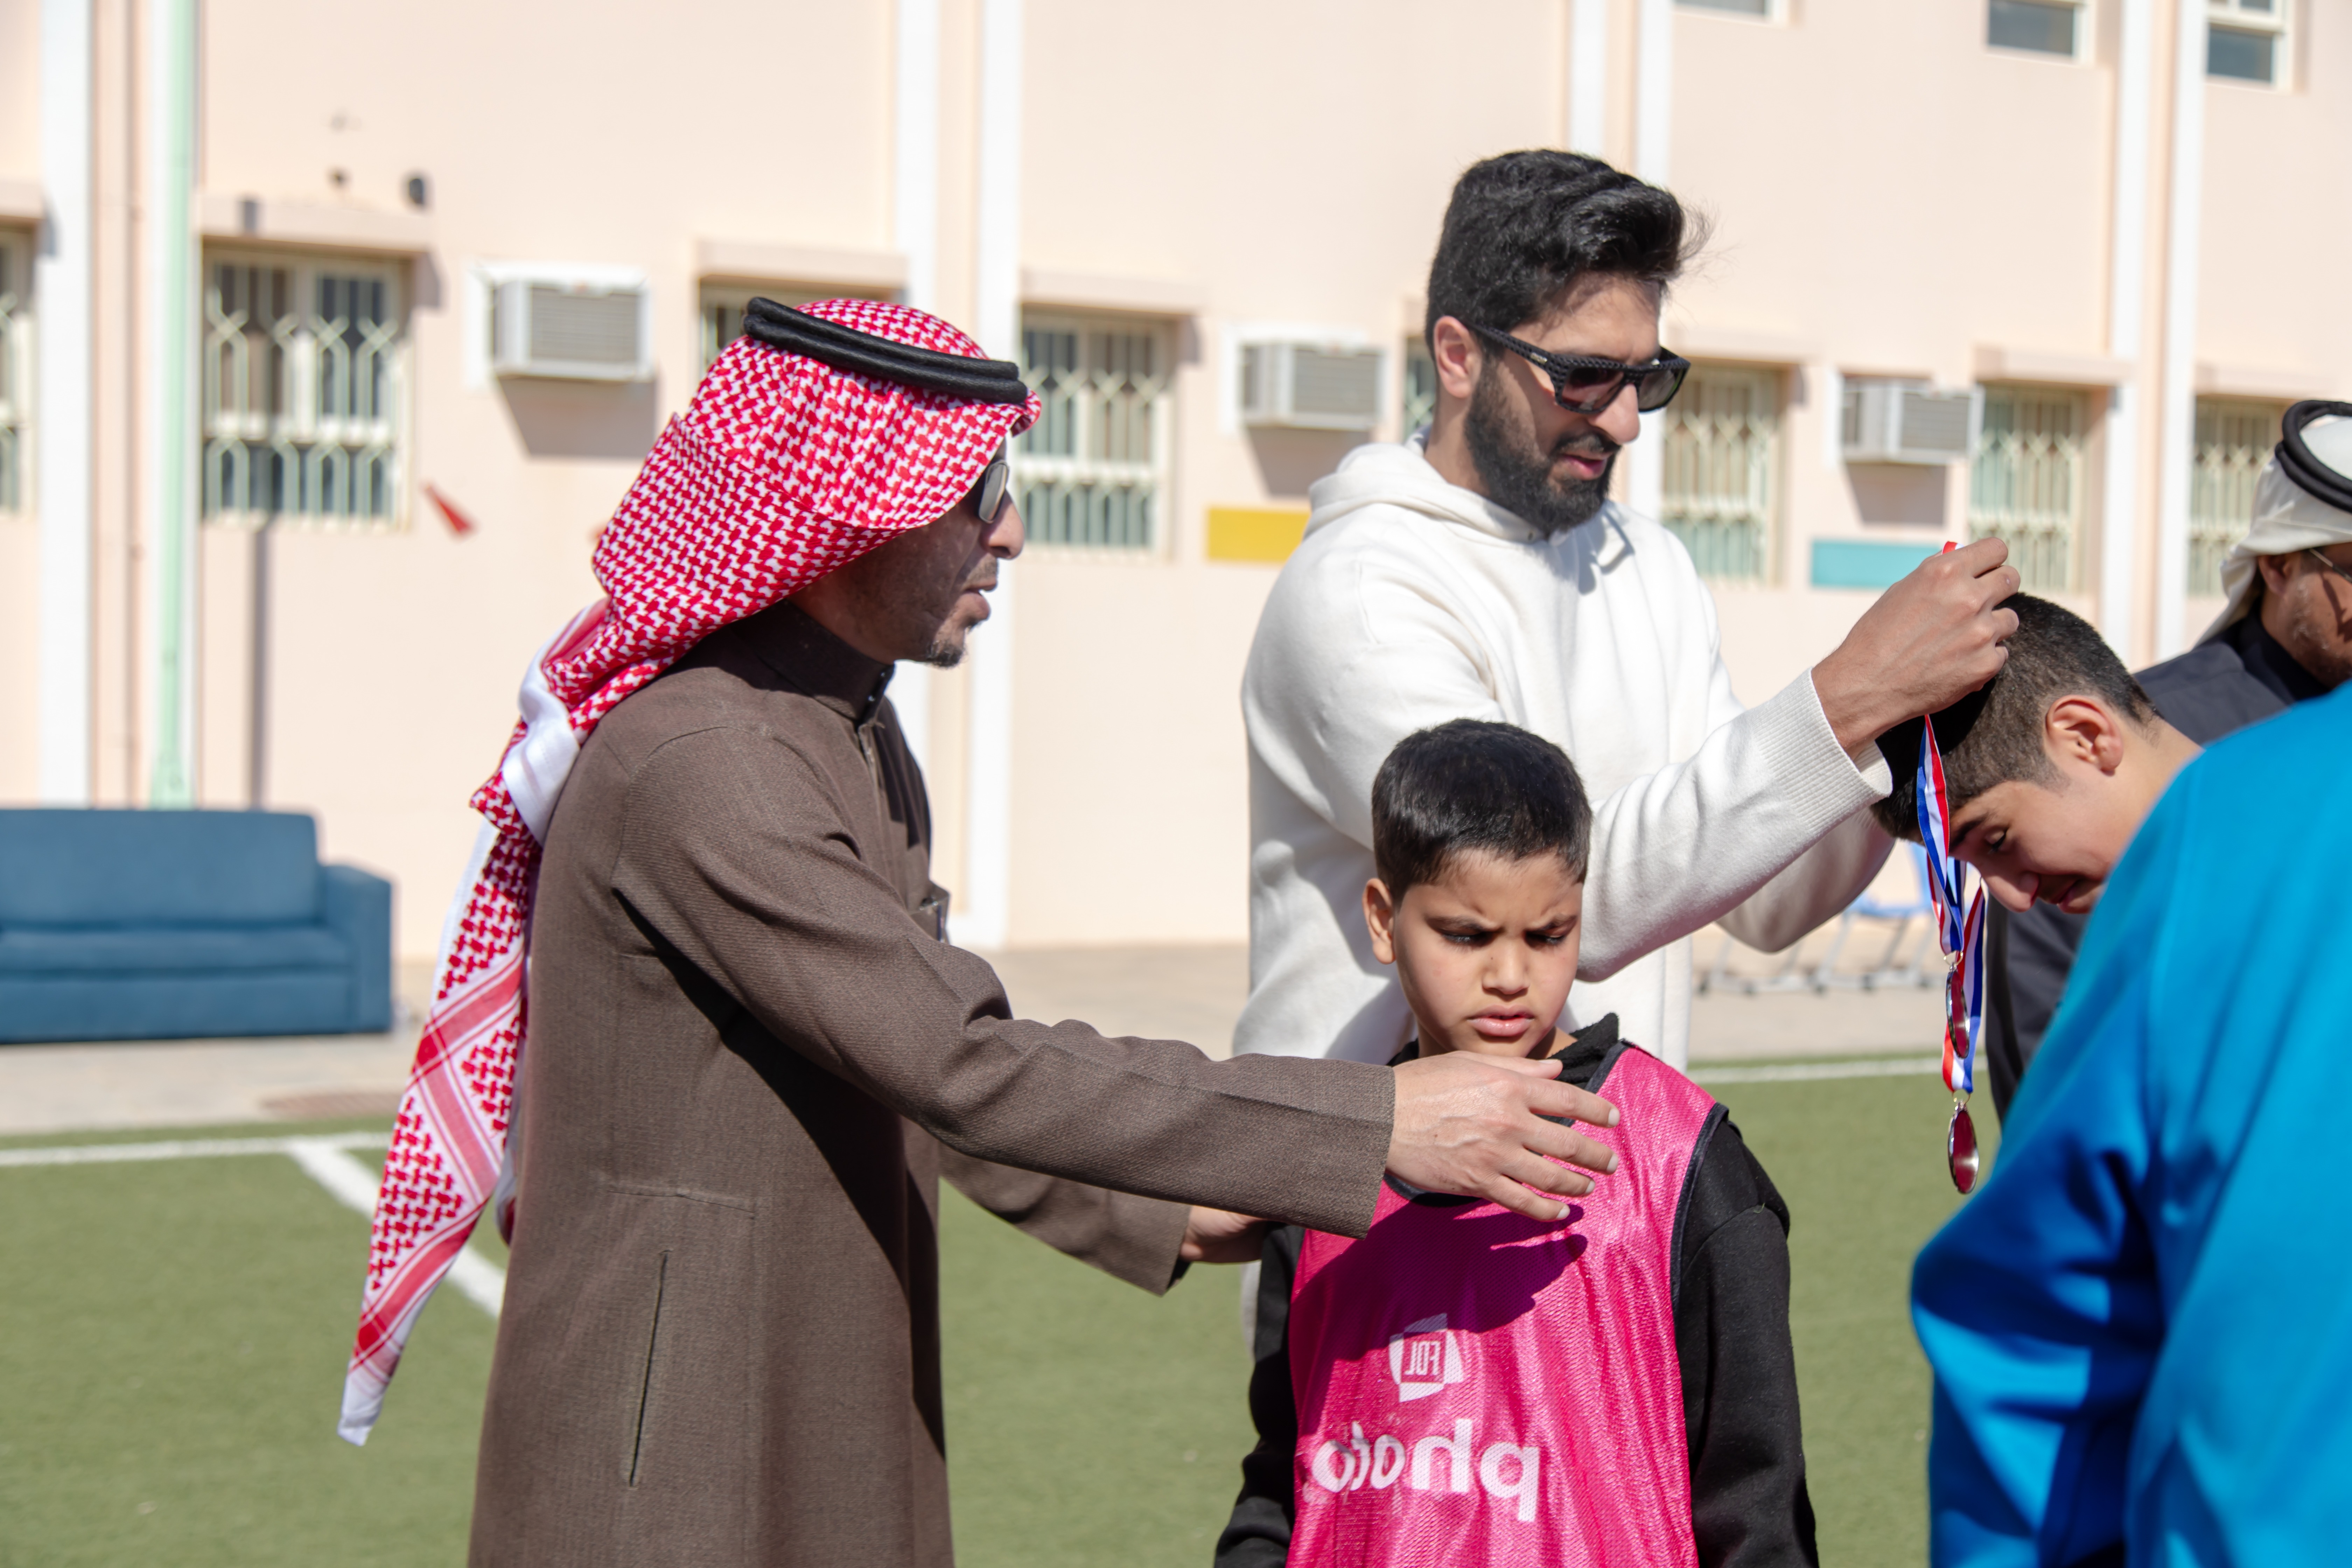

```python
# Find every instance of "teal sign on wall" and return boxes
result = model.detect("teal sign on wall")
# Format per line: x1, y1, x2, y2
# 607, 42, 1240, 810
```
1810, 539, 1942, 590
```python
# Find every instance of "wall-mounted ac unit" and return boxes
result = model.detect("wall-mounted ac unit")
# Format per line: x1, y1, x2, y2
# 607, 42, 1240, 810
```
490, 270, 652, 382
1239, 339, 1383, 431
1841, 379, 1979, 464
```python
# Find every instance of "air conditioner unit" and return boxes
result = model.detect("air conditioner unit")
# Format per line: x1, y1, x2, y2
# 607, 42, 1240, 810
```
1841, 379, 1980, 465
1239, 340, 1383, 431
490, 271, 652, 382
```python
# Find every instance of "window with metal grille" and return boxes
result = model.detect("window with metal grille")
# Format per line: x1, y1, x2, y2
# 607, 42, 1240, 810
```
1014, 314, 1171, 551
1659, 365, 1779, 582
1988, 0, 2081, 57
2208, 0, 2285, 84
0, 233, 26, 512
202, 252, 404, 527
2190, 397, 2284, 594
698, 282, 894, 373
1402, 339, 1437, 441
1969, 386, 2087, 592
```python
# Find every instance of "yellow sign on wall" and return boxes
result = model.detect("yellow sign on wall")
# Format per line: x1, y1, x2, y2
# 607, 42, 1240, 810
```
1205, 506, 1311, 564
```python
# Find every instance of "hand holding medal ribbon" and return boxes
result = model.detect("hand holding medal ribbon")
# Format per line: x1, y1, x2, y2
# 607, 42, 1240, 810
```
1915, 541, 1988, 1194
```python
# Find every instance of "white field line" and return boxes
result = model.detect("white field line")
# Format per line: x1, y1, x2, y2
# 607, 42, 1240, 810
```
0, 1130, 386, 1167
283, 1139, 504, 1319
1691, 1055, 1945, 1085
0, 1129, 503, 1320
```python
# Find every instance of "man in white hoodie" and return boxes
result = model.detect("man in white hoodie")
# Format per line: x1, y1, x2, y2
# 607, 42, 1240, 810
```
1239, 150, 2022, 1069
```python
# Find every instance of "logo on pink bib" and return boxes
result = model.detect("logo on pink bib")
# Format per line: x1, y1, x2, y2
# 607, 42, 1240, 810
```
1388, 1313, 1467, 1401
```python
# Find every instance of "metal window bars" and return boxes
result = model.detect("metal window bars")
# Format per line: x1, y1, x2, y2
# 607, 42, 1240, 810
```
1660, 365, 1779, 582
0, 236, 23, 511
2189, 397, 2284, 595
2207, 0, 2286, 85
202, 255, 403, 528
1014, 316, 1170, 551
697, 286, 890, 374
1402, 340, 1437, 442
1969, 386, 2086, 593
701, 295, 749, 372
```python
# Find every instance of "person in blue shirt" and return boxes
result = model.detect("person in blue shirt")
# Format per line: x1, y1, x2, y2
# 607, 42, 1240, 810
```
1907, 679, 2352, 1565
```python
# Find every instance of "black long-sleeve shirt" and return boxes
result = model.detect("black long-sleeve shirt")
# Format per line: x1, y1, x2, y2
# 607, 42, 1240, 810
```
1214, 1017, 1818, 1568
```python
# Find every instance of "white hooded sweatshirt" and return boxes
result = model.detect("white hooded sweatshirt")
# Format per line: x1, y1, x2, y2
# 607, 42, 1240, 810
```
1236, 438, 1894, 1067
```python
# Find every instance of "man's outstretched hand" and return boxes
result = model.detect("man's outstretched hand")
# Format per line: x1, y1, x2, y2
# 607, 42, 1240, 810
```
1813, 536, 2023, 759
1387, 1052, 1619, 1222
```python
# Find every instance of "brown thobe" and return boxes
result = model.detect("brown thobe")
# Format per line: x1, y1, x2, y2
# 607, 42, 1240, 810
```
469, 601, 1394, 1567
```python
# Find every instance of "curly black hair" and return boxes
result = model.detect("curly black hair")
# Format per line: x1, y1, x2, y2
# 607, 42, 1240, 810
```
1424, 149, 1701, 348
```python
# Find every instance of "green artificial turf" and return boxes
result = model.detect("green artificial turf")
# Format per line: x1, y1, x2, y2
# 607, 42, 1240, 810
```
0, 1133, 497, 1567
0, 1074, 1993, 1565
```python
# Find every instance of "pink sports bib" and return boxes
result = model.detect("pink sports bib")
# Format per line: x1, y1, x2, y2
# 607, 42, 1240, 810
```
1287, 1046, 1715, 1567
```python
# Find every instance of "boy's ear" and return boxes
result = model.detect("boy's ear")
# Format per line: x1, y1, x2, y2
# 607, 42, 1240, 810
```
2044, 695, 2131, 777
1364, 878, 1400, 966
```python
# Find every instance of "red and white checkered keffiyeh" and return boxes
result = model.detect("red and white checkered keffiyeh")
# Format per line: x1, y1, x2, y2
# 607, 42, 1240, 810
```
339, 299, 1041, 1444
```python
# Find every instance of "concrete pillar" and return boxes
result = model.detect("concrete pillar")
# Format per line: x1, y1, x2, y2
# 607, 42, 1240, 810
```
2099, 0, 2156, 660
1567, 0, 1609, 158
959, 0, 1021, 948
1624, 0, 1673, 523
37, 0, 94, 804
891, 0, 943, 776
2152, 0, 2207, 658
146, 0, 198, 805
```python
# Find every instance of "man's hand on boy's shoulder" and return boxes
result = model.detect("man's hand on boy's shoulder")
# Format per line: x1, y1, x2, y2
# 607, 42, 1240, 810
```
1388, 1052, 1620, 1222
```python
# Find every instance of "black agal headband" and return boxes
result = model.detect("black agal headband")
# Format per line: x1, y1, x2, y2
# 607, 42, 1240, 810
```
2276, 400, 2352, 514
740, 298, 1032, 405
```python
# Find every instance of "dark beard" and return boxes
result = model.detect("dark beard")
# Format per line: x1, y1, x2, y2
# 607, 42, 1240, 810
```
1463, 363, 1619, 537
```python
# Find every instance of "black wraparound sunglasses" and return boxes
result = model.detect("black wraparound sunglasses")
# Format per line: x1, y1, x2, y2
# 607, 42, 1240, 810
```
967, 447, 1012, 525
1468, 324, 1691, 414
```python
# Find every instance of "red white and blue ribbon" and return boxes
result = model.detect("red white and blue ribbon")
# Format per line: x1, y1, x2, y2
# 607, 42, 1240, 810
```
1913, 713, 1984, 1096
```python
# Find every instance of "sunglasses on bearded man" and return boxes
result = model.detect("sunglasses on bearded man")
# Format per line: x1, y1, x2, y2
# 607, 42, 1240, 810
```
1468, 323, 1692, 415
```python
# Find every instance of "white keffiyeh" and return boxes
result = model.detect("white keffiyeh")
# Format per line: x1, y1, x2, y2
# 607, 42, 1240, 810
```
2202, 410, 2352, 643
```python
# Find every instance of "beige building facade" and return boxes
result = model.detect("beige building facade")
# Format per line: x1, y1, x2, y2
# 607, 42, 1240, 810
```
4, 0, 2345, 961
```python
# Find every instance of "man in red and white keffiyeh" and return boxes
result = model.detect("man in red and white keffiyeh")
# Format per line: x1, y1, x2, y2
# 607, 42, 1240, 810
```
345, 298, 1624, 1566
340, 298, 1045, 1442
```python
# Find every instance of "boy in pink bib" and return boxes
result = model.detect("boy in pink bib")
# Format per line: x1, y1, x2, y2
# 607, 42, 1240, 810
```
1217, 720, 1818, 1567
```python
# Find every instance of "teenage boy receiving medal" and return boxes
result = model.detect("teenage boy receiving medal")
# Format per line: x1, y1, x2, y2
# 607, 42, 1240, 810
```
1879, 597, 2352, 1560
1866, 592, 2203, 1186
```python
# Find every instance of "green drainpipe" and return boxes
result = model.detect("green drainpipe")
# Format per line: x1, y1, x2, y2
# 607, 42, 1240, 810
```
148, 0, 196, 807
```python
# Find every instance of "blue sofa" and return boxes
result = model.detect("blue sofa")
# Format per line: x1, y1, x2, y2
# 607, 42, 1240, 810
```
0, 809, 393, 1043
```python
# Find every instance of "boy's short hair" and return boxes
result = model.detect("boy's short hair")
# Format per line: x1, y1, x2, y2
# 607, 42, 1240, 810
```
1372, 719, 1593, 895
1871, 594, 2157, 841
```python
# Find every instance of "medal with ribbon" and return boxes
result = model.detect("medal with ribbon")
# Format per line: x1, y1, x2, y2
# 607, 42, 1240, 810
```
1913, 706, 1986, 1192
